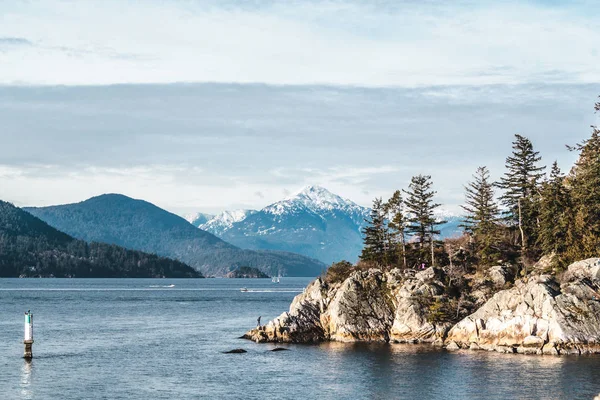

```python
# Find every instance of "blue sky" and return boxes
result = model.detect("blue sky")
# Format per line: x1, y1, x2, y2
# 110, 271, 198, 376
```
0, 0, 599, 214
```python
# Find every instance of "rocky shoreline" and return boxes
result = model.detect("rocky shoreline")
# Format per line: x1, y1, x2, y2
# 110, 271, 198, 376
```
243, 259, 600, 356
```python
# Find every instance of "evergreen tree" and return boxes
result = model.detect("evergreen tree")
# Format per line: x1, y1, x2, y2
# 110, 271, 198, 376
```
384, 190, 408, 268
496, 134, 545, 255
403, 175, 445, 266
565, 126, 600, 261
360, 197, 388, 264
461, 166, 500, 263
537, 161, 570, 262
461, 166, 499, 233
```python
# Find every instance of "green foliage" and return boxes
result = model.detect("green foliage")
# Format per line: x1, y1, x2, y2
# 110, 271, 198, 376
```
461, 166, 501, 264
360, 198, 388, 264
496, 134, 545, 256
384, 190, 408, 268
537, 162, 571, 266
403, 175, 446, 265
323, 260, 355, 284
0, 200, 201, 278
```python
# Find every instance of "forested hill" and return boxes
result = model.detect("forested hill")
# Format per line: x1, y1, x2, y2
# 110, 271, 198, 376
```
25, 194, 325, 277
0, 200, 201, 278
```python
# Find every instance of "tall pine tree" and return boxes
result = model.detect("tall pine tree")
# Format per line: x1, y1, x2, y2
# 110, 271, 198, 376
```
461, 166, 500, 263
403, 175, 445, 266
384, 190, 408, 269
360, 197, 388, 264
537, 161, 570, 263
496, 134, 545, 257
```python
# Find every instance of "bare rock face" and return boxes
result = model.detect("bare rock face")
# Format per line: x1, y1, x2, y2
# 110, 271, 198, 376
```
468, 265, 514, 308
244, 268, 450, 344
389, 268, 451, 344
446, 259, 600, 355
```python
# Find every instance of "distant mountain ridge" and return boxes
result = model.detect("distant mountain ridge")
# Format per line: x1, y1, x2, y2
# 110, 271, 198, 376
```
193, 186, 463, 264
0, 200, 200, 278
25, 194, 324, 277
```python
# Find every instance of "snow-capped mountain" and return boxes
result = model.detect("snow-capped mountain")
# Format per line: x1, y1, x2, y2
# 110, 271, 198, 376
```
199, 209, 258, 237
182, 212, 214, 227
201, 186, 370, 264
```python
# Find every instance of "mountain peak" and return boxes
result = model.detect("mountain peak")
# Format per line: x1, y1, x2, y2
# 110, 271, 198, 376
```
263, 185, 361, 216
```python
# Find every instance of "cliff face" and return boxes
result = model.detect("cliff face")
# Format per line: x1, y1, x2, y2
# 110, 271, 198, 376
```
244, 259, 600, 355
244, 267, 451, 344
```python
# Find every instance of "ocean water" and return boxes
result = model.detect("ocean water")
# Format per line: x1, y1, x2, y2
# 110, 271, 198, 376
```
1, 278, 599, 400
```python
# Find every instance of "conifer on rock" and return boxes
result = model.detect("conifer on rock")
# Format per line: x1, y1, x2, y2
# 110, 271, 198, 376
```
461, 166, 500, 263
496, 134, 545, 257
360, 197, 388, 264
384, 190, 408, 268
403, 175, 445, 266
537, 161, 570, 264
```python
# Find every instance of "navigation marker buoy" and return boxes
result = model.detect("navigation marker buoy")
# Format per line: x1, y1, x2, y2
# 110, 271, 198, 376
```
23, 311, 33, 359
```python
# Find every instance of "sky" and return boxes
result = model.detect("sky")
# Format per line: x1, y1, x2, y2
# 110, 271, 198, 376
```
0, 0, 599, 215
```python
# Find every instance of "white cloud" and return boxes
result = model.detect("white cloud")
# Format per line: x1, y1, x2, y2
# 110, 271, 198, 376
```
0, 0, 598, 86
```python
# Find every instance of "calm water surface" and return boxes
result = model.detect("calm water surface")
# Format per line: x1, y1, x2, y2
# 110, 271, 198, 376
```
1, 278, 599, 399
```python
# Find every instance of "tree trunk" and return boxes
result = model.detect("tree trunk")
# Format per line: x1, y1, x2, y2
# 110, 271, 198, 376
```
518, 198, 526, 250
430, 223, 435, 267
401, 233, 407, 269
518, 198, 527, 275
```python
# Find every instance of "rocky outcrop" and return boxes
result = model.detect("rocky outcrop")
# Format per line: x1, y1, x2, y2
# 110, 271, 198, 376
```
244, 268, 451, 344
446, 258, 600, 355
244, 258, 600, 355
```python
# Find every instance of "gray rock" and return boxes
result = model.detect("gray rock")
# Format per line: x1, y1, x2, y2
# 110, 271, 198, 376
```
446, 260, 600, 355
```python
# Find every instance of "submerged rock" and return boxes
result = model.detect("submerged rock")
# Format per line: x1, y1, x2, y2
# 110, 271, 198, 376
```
223, 349, 248, 354
271, 348, 290, 352
446, 259, 600, 355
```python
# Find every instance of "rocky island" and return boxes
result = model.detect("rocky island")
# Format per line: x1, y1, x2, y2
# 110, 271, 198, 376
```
225, 266, 270, 278
244, 258, 600, 355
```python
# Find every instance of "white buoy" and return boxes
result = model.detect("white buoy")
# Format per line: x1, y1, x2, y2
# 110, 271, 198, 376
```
23, 311, 33, 359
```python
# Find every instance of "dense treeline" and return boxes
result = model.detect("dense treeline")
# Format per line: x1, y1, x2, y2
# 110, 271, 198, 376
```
0, 201, 201, 278
355, 96, 600, 275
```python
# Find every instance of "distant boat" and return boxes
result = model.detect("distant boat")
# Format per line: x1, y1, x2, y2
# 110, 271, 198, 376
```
240, 287, 248, 292
167, 284, 175, 288
272, 275, 280, 283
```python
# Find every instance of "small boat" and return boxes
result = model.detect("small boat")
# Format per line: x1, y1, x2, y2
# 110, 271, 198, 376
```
240, 287, 248, 292
167, 284, 175, 288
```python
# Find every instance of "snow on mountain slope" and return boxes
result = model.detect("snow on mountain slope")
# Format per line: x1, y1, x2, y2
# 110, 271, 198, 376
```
183, 212, 214, 227
200, 209, 258, 236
